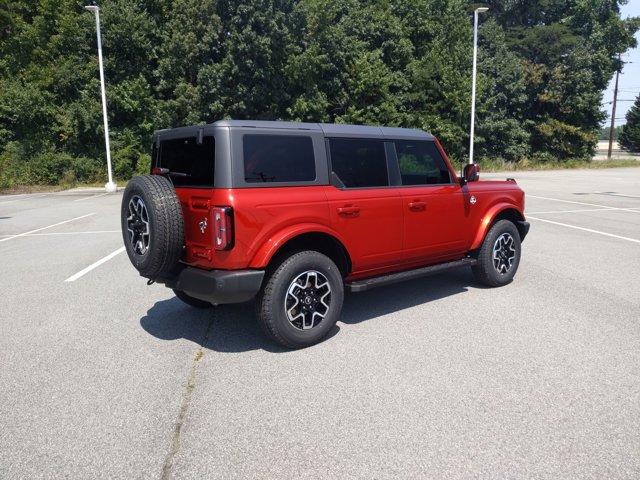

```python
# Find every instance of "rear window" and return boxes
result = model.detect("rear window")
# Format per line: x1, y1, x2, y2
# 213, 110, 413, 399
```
243, 135, 316, 183
158, 136, 215, 187
329, 138, 388, 188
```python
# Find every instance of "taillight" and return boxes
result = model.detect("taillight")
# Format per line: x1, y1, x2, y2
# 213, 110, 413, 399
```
212, 207, 234, 250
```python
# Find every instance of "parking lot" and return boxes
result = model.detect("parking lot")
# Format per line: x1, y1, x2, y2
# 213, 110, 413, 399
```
1, 167, 639, 479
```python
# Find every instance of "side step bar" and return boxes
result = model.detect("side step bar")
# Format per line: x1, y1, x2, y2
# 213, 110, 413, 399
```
346, 257, 477, 293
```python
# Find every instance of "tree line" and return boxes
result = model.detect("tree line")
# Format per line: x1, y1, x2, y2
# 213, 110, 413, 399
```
620, 94, 640, 152
0, 0, 638, 188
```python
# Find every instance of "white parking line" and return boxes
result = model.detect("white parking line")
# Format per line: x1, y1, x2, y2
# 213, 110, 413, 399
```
527, 216, 640, 244
0, 230, 119, 238
65, 246, 126, 282
526, 207, 633, 214
73, 192, 110, 202
0, 213, 95, 243
527, 195, 639, 212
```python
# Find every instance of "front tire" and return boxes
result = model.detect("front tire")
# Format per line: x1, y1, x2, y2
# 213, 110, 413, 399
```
472, 219, 522, 287
256, 251, 344, 349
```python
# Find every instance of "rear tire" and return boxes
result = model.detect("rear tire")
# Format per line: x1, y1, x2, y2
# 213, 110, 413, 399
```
472, 219, 521, 287
173, 289, 213, 309
256, 251, 344, 349
121, 175, 184, 279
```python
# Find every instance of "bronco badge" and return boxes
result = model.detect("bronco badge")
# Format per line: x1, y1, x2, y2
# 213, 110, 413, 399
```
199, 217, 208, 234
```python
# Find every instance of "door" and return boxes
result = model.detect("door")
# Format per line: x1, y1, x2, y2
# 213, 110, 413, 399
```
324, 137, 403, 275
393, 139, 468, 264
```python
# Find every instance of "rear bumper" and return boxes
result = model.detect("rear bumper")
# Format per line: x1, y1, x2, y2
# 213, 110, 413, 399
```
159, 267, 265, 305
517, 220, 530, 241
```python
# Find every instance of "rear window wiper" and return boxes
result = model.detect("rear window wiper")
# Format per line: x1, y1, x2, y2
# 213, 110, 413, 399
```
153, 167, 191, 178
245, 172, 276, 182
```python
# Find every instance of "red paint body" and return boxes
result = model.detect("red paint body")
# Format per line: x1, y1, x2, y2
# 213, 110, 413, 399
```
173, 140, 525, 281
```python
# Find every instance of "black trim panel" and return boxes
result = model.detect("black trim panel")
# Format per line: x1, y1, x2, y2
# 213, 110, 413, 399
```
346, 258, 477, 293
517, 221, 530, 242
159, 267, 265, 305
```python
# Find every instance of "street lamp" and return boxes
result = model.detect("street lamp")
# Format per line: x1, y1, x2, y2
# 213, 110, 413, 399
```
85, 5, 116, 193
468, 6, 489, 165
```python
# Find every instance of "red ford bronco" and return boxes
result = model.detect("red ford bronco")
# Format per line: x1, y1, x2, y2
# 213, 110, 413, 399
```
121, 120, 528, 348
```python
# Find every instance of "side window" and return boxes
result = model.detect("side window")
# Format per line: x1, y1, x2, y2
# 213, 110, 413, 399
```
395, 140, 451, 185
159, 136, 215, 187
243, 135, 315, 183
329, 138, 388, 188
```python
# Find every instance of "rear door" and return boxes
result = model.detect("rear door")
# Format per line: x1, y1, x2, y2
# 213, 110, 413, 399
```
393, 139, 467, 264
155, 131, 218, 265
324, 137, 403, 276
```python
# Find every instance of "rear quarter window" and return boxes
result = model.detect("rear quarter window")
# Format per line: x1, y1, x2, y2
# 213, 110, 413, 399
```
158, 136, 215, 187
243, 135, 316, 183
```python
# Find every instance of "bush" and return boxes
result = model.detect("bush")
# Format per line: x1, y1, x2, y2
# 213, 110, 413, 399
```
135, 153, 151, 175
25, 152, 74, 185
0, 145, 103, 188
0, 142, 26, 189
113, 145, 150, 180
60, 169, 77, 188
70, 156, 102, 183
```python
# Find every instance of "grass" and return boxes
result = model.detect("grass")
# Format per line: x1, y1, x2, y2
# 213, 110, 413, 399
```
477, 157, 640, 172
0, 180, 128, 195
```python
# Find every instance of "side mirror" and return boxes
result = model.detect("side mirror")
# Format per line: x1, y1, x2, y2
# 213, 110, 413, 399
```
462, 163, 480, 183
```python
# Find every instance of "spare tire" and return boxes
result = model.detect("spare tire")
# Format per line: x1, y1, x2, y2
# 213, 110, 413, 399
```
121, 175, 184, 279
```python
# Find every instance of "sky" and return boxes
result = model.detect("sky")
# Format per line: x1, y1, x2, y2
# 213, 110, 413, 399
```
602, 1, 640, 126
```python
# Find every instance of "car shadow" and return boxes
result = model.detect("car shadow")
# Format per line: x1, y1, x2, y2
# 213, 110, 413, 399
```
140, 268, 476, 353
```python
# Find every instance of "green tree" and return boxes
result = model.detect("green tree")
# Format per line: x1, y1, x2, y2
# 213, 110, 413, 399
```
619, 94, 640, 152
485, 0, 639, 160
198, 0, 297, 121
0, 0, 639, 188
155, 0, 220, 127
476, 19, 530, 161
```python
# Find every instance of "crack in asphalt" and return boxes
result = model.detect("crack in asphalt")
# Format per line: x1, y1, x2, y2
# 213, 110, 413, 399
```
160, 317, 214, 480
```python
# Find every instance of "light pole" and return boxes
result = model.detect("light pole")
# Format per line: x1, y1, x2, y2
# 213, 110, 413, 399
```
468, 6, 488, 165
85, 5, 117, 193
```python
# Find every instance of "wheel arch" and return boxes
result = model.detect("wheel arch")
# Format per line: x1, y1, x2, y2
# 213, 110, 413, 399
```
249, 225, 352, 277
470, 204, 526, 250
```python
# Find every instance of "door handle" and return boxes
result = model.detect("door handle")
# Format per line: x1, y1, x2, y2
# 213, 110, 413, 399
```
338, 206, 360, 217
408, 201, 426, 211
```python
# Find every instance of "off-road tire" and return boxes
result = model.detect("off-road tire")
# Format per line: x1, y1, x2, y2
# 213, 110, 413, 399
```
472, 219, 521, 287
256, 251, 344, 349
173, 289, 213, 309
121, 175, 184, 279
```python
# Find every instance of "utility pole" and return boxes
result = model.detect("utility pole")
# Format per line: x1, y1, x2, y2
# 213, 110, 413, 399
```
608, 55, 621, 161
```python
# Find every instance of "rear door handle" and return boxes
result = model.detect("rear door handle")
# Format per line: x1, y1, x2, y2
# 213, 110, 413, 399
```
408, 201, 426, 211
338, 206, 360, 217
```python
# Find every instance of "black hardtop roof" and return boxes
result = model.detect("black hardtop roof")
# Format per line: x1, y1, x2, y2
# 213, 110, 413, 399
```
154, 120, 434, 141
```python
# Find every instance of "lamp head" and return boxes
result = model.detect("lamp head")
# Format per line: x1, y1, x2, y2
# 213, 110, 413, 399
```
84, 5, 99, 12
475, 7, 489, 13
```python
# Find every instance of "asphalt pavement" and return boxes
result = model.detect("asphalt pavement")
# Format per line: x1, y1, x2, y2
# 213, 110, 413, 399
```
1, 168, 639, 479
